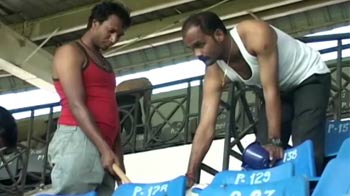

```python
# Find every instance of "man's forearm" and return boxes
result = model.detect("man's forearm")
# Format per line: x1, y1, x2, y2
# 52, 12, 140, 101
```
187, 128, 214, 176
114, 135, 126, 172
70, 104, 111, 153
265, 93, 282, 139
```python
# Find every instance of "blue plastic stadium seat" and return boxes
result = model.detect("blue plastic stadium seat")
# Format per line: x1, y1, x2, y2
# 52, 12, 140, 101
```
199, 176, 309, 196
276, 140, 317, 179
312, 158, 350, 196
191, 163, 294, 195
112, 175, 186, 196
36, 191, 96, 196
336, 137, 350, 159
210, 162, 293, 186
324, 120, 350, 157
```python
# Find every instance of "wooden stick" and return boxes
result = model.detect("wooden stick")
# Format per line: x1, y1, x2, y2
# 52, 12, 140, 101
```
112, 163, 131, 184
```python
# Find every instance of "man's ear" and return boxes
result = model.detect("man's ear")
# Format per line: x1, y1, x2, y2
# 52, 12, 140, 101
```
91, 19, 100, 29
213, 29, 225, 42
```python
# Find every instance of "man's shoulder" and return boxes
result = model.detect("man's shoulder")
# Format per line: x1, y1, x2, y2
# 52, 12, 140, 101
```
52, 41, 86, 67
58, 41, 78, 49
205, 63, 223, 80
0, 106, 14, 124
237, 20, 268, 27
235, 20, 271, 34
54, 41, 82, 57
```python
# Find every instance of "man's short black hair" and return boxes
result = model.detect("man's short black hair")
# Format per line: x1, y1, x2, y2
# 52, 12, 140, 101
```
87, 1, 131, 29
0, 106, 17, 148
182, 11, 227, 37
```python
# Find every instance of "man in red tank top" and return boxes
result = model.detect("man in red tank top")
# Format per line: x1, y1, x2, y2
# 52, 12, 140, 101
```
48, 2, 131, 195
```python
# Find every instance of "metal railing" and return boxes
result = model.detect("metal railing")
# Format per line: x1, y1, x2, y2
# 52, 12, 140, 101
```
0, 103, 59, 195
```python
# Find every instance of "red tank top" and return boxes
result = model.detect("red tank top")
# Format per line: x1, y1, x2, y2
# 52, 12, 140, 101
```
54, 47, 120, 147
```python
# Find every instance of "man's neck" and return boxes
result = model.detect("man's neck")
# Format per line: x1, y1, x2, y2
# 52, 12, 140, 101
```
229, 37, 243, 61
223, 37, 239, 63
81, 33, 100, 54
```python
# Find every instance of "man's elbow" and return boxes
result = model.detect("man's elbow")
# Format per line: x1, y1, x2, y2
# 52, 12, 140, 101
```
69, 101, 86, 116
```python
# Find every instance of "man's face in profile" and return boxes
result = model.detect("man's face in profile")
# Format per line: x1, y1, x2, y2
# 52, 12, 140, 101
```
183, 25, 223, 66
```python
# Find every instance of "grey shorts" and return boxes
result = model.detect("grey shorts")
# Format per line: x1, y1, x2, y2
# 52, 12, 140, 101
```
48, 125, 115, 196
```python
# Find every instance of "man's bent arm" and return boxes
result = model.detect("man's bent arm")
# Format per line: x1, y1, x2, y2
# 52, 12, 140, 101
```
242, 21, 282, 140
187, 65, 223, 180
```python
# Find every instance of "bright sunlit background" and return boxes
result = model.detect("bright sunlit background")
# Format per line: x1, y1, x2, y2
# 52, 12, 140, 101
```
0, 25, 349, 185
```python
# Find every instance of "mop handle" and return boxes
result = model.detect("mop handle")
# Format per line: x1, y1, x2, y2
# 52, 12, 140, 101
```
112, 163, 131, 183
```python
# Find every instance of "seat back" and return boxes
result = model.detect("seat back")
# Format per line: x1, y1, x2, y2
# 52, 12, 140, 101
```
36, 191, 96, 196
336, 137, 350, 159
199, 176, 309, 196
210, 162, 293, 186
325, 120, 350, 157
276, 140, 317, 178
112, 175, 186, 196
312, 158, 350, 196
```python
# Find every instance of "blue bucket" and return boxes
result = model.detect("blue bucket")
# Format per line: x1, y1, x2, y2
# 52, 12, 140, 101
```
242, 142, 270, 170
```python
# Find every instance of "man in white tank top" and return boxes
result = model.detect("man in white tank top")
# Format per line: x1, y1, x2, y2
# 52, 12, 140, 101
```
182, 11, 330, 187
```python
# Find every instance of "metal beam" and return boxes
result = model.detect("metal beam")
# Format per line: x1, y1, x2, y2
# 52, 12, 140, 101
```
248, 0, 349, 20
0, 59, 54, 92
0, 21, 54, 92
105, 0, 349, 57
300, 33, 350, 43
9, 0, 196, 41
108, 2, 350, 75
105, 0, 303, 55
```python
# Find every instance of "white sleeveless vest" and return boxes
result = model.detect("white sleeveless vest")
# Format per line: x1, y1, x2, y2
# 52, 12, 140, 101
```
217, 26, 329, 91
